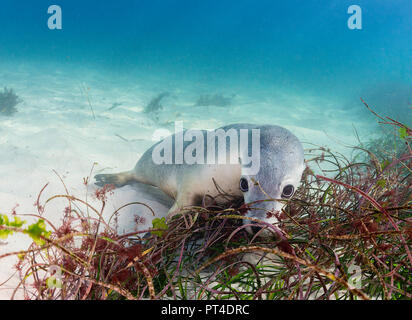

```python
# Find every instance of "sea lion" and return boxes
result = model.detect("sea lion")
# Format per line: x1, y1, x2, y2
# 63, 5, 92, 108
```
95, 123, 305, 231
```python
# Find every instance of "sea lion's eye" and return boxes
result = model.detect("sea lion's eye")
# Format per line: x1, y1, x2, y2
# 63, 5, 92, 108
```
282, 185, 294, 198
239, 178, 249, 192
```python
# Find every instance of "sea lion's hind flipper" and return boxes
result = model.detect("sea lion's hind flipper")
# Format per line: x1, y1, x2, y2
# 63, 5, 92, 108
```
94, 171, 136, 188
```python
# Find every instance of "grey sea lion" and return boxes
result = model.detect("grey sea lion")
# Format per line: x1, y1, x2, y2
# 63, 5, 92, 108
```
95, 124, 305, 231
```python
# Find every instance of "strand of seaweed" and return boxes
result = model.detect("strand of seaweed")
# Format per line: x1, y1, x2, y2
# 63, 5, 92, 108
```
79, 83, 96, 120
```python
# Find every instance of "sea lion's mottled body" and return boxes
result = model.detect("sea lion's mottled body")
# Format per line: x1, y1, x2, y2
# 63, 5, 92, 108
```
95, 124, 305, 226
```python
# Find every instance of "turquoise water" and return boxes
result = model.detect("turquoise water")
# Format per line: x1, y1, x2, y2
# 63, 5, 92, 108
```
1, 0, 411, 119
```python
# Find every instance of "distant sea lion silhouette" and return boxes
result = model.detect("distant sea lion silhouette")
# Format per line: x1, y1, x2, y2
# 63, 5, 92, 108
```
95, 124, 305, 231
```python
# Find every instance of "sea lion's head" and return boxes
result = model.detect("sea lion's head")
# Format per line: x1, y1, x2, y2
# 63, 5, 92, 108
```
239, 126, 305, 237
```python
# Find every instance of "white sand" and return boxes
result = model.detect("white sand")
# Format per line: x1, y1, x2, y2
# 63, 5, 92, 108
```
0, 62, 377, 299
